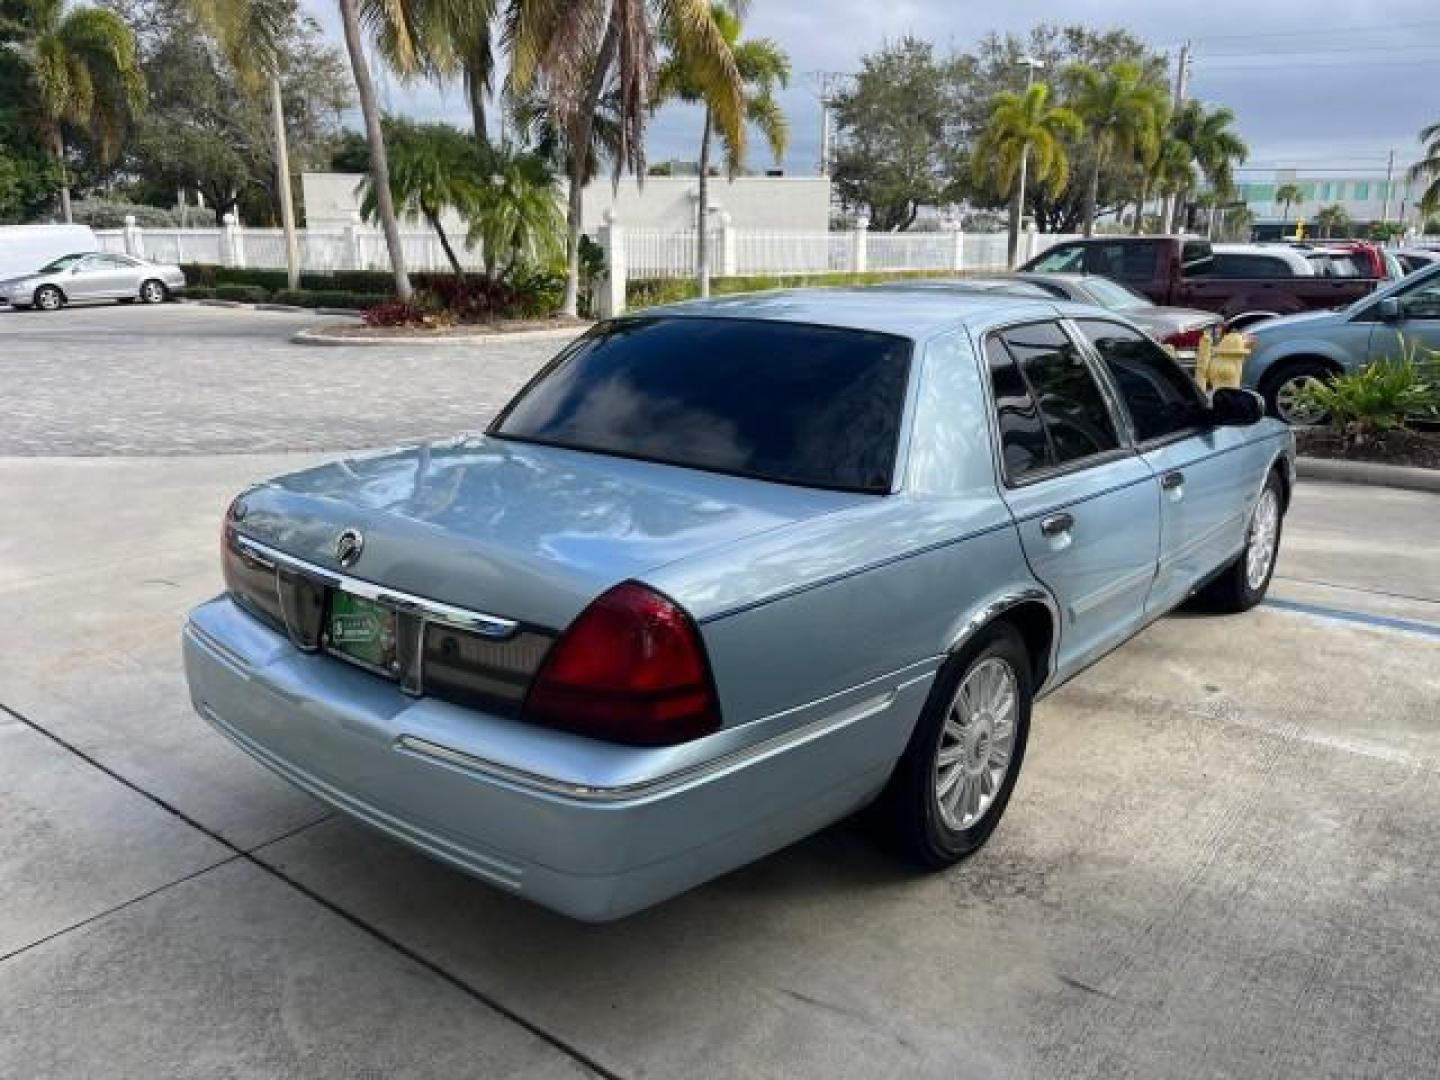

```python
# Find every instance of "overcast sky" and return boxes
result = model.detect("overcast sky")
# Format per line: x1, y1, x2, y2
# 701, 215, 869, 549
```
302, 0, 1440, 179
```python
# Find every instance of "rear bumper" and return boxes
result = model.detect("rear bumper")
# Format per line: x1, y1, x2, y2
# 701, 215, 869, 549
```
183, 597, 928, 921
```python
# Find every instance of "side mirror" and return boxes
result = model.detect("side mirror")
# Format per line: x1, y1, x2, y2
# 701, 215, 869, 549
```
1209, 387, 1265, 427
1377, 297, 1401, 322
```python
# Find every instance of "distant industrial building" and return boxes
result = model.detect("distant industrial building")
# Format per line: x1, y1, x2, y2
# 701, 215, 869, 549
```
1233, 167, 1430, 238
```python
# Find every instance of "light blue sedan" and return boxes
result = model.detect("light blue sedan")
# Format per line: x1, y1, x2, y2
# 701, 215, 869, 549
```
183, 289, 1295, 921
1241, 262, 1440, 423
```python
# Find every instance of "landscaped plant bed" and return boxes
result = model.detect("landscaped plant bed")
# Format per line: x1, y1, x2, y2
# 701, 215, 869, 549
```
320, 315, 591, 339
1296, 427, 1440, 470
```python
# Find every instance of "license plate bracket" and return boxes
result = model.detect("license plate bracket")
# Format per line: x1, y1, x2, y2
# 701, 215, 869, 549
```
326, 590, 399, 677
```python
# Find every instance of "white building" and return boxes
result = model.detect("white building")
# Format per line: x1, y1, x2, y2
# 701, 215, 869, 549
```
301, 173, 832, 234
1234, 168, 1430, 236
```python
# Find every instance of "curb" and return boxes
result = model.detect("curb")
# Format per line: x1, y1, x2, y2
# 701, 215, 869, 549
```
181, 299, 361, 318
290, 323, 591, 347
1296, 456, 1440, 494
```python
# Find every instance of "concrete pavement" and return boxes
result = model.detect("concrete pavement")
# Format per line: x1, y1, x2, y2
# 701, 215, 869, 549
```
2, 304, 1439, 1078
2, 451, 1437, 1079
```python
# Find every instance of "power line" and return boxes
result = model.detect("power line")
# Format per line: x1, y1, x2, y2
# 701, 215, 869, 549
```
1159, 18, 1440, 45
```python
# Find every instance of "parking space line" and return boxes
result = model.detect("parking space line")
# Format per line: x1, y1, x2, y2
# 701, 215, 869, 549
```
1274, 574, 1440, 608
0, 700, 620, 1080
1262, 597, 1440, 639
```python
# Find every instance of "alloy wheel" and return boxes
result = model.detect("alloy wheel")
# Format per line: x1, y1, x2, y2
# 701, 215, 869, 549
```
1246, 488, 1281, 591
1274, 375, 1327, 425
934, 657, 1018, 831
141, 281, 165, 303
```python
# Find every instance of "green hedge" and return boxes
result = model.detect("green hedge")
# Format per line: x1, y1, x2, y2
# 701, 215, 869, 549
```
627, 269, 978, 308
213, 284, 271, 303
273, 289, 388, 310
181, 264, 291, 291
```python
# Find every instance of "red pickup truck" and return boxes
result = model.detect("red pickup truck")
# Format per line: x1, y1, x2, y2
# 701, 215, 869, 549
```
1020, 236, 1380, 329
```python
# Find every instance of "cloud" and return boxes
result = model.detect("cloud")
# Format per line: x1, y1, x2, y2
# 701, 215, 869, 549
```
303, 0, 1440, 175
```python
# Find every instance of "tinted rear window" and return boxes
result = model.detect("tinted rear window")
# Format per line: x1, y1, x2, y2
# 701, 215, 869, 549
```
492, 317, 912, 493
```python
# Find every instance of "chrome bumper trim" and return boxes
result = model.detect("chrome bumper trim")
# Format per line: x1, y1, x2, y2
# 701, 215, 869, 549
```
234, 534, 519, 639
395, 688, 900, 803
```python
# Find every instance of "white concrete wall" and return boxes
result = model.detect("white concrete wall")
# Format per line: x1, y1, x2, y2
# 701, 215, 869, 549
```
302, 172, 831, 233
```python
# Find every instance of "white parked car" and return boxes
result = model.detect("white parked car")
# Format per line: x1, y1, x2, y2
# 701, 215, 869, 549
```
0, 251, 186, 311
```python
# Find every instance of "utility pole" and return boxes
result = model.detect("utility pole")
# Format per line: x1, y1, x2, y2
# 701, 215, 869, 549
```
1010, 56, 1045, 268
812, 72, 851, 177
1163, 41, 1191, 233
1380, 148, 1396, 228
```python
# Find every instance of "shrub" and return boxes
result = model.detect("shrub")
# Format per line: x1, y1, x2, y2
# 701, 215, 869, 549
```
362, 298, 454, 328
273, 289, 390, 310
182, 265, 289, 292
1299, 359, 1437, 440
213, 284, 271, 303
300, 270, 396, 293
70, 199, 181, 228
184, 286, 215, 300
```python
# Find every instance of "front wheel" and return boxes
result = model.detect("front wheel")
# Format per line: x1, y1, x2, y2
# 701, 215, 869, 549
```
34, 285, 63, 311
139, 279, 168, 304
880, 623, 1032, 868
1264, 361, 1331, 425
1196, 472, 1285, 613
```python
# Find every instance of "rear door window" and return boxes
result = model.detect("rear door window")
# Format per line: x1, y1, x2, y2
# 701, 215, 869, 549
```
1210, 253, 1296, 279
987, 322, 1122, 477
985, 337, 1051, 478
1083, 241, 1159, 285
1075, 320, 1207, 443
492, 317, 913, 494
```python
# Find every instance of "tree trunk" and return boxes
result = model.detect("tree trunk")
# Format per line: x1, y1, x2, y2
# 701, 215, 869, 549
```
425, 208, 465, 277
466, 64, 488, 146
1082, 155, 1101, 237
1134, 180, 1150, 235
52, 131, 72, 224
270, 76, 301, 292
337, 0, 412, 301
561, 18, 620, 318
696, 108, 712, 297
1006, 182, 1022, 266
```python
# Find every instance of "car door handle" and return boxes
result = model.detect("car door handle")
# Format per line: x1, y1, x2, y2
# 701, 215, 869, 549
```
1040, 512, 1074, 538
1161, 470, 1185, 491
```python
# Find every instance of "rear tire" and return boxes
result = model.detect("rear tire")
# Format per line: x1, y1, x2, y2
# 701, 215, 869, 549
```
1263, 360, 1332, 425
1195, 472, 1285, 613
139, 279, 167, 304
34, 285, 63, 311
880, 623, 1032, 868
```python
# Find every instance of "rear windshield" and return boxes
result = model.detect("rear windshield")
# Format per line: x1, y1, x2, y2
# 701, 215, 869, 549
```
492, 317, 913, 493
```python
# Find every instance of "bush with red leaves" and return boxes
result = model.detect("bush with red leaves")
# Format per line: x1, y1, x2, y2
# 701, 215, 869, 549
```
361, 299, 453, 328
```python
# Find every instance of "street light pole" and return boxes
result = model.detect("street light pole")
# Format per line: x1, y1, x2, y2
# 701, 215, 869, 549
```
1010, 56, 1045, 269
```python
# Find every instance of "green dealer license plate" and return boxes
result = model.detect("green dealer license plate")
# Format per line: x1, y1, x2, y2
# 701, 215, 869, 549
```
327, 591, 398, 674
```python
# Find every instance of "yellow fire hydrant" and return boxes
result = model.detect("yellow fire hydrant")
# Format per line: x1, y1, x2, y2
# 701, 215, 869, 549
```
1195, 331, 1251, 392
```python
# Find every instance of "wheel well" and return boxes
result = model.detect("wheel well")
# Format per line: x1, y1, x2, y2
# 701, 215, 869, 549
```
35, 283, 65, 302
1259, 354, 1342, 395
1269, 461, 1292, 513
995, 601, 1054, 691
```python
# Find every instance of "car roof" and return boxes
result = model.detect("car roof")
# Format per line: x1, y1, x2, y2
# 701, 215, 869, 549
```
635, 287, 1080, 340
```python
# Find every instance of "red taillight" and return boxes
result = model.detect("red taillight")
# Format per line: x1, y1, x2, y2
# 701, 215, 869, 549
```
523, 582, 721, 746
1163, 327, 1207, 349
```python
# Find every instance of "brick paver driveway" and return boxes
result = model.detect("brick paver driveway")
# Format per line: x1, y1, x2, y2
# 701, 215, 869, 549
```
0, 302, 566, 455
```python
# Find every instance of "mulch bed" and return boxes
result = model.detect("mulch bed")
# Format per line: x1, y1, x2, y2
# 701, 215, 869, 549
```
1296, 427, 1440, 470
331, 316, 592, 339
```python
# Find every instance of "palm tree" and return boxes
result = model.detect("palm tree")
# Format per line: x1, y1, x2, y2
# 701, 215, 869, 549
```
1315, 203, 1350, 240
188, 0, 305, 288
654, 4, 788, 296
1066, 60, 1167, 237
1408, 121, 1440, 218
467, 142, 565, 278
3, 0, 145, 222
508, 0, 745, 316
972, 82, 1081, 262
1138, 134, 1192, 235
360, 119, 480, 276
1275, 182, 1304, 230
1168, 100, 1246, 232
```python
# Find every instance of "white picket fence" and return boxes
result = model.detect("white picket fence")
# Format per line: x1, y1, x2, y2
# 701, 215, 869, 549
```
95, 214, 1084, 314
94, 220, 486, 274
